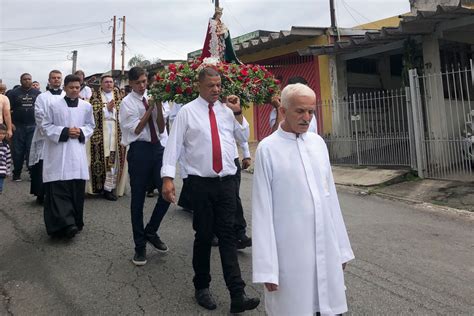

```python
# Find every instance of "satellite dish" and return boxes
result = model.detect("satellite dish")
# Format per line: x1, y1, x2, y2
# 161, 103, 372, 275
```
142, 60, 151, 66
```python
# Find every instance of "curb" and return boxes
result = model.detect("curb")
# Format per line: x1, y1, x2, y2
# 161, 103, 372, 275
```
336, 184, 474, 218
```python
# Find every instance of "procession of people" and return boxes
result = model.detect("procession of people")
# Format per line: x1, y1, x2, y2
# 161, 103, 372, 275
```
0, 6, 354, 315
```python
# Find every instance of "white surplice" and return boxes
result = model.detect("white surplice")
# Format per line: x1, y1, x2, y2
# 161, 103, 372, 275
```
42, 98, 95, 183
28, 90, 65, 166
252, 126, 354, 316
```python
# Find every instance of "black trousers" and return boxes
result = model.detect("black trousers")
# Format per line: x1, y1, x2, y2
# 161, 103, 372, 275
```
12, 124, 35, 177
44, 180, 85, 235
233, 158, 247, 238
188, 174, 246, 297
30, 159, 44, 198
127, 141, 170, 250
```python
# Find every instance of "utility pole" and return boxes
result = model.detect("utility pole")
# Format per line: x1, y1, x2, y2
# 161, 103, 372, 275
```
111, 16, 116, 73
329, 0, 336, 29
214, 0, 219, 8
72, 50, 78, 73
329, 0, 339, 41
120, 16, 126, 77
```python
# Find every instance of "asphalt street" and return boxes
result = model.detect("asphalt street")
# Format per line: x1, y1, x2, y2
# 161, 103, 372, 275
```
1, 171, 473, 315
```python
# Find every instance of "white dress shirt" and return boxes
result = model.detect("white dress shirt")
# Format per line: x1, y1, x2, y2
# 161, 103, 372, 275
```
161, 96, 249, 178
79, 85, 92, 100
119, 90, 160, 146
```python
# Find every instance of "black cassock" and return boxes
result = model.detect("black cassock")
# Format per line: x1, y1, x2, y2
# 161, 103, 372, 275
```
43, 180, 85, 235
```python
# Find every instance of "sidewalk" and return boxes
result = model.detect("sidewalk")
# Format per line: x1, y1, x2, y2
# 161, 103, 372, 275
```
245, 142, 474, 213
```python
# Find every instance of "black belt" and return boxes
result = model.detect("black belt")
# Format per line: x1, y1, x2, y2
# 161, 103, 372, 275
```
188, 174, 235, 183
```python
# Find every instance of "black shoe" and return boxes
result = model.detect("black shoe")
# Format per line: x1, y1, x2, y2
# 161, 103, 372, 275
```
146, 190, 155, 197
211, 235, 219, 247
132, 248, 147, 266
230, 293, 260, 313
103, 190, 117, 201
195, 288, 217, 310
12, 175, 21, 182
35, 196, 44, 205
237, 235, 252, 250
146, 234, 169, 252
64, 225, 78, 239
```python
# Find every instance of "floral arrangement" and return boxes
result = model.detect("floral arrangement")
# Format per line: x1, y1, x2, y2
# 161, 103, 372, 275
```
149, 58, 280, 108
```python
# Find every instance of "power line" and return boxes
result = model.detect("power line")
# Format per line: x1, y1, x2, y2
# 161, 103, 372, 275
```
0, 22, 110, 44
0, 21, 108, 31
125, 22, 186, 56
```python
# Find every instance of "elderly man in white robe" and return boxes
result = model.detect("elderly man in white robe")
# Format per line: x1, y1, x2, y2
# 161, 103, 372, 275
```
42, 74, 95, 239
252, 83, 354, 316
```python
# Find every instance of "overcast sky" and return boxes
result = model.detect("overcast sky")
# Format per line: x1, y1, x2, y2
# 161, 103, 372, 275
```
0, 0, 410, 90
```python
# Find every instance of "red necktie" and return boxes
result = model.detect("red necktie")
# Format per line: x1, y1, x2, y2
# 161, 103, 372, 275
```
208, 103, 223, 173
142, 97, 159, 144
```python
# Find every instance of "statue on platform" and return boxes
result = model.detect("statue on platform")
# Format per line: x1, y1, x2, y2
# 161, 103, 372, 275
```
201, 7, 241, 64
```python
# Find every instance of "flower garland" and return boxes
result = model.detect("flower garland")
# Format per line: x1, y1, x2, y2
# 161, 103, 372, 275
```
149, 58, 280, 108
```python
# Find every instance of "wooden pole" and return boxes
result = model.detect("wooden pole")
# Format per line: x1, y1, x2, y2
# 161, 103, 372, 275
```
72, 50, 77, 73
329, 0, 336, 29
111, 16, 116, 72
121, 16, 126, 77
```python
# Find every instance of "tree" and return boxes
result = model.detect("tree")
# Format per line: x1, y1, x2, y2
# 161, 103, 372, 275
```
128, 54, 146, 68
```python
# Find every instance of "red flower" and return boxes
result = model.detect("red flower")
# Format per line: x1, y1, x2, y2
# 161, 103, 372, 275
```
155, 74, 161, 81
269, 88, 274, 94
191, 63, 199, 70
179, 64, 184, 70
183, 77, 190, 83
169, 73, 176, 81
240, 69, 249, 76
238, 76, 243, 81
185, 87, 193, 95
244, 77, 251, 83
275, 79, 281, 85
165, 84, 171, 93
176, 86, 183, 94
168, 64, 177, 72
252, 66, 259, 72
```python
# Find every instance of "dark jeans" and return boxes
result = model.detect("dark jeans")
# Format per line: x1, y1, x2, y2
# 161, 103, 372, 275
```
233, 158, 247, 238
188, 174, 246, 297
0, 177, 4, 192
12, 124, 35, 177
127, 141, 170, 250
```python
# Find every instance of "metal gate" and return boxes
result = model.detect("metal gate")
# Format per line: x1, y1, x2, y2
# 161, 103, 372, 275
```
323, 89, 414, 167
409, 62, 474, 181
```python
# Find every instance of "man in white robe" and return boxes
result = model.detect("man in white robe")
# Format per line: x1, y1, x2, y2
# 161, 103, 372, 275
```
252, 83, 354, 316
29, 70, 65, 204
42, 74, 95, 238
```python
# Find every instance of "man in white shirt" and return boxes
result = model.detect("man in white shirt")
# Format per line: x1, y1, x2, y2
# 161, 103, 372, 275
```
75, 70, 92, 102
252, 83, 354, 315
119, 67, 170, 266
87, 75, 126, 200
29, 70, 65, 204
161, 67, 260, 313
42, 74, 95, 239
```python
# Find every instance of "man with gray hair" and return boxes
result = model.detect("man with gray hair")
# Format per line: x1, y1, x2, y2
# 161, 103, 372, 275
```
252, 83, 354, 315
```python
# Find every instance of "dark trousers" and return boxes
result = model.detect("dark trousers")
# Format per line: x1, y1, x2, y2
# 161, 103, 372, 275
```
12, 125, 35, 177
188, 174, 246, 297
30, 160, 44, 198
44, 180, 85, 235
233, 158, 247, 238
127, 141, 170, 250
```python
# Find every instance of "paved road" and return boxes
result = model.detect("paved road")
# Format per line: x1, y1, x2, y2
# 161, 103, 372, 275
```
1, 172, 473, 315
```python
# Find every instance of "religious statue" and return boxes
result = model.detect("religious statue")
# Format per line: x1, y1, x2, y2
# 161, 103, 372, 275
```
201, 7, 241, 64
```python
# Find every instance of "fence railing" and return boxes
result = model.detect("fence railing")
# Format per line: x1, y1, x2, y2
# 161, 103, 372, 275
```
409, 62, 473, 181
321, 89, 413, 167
